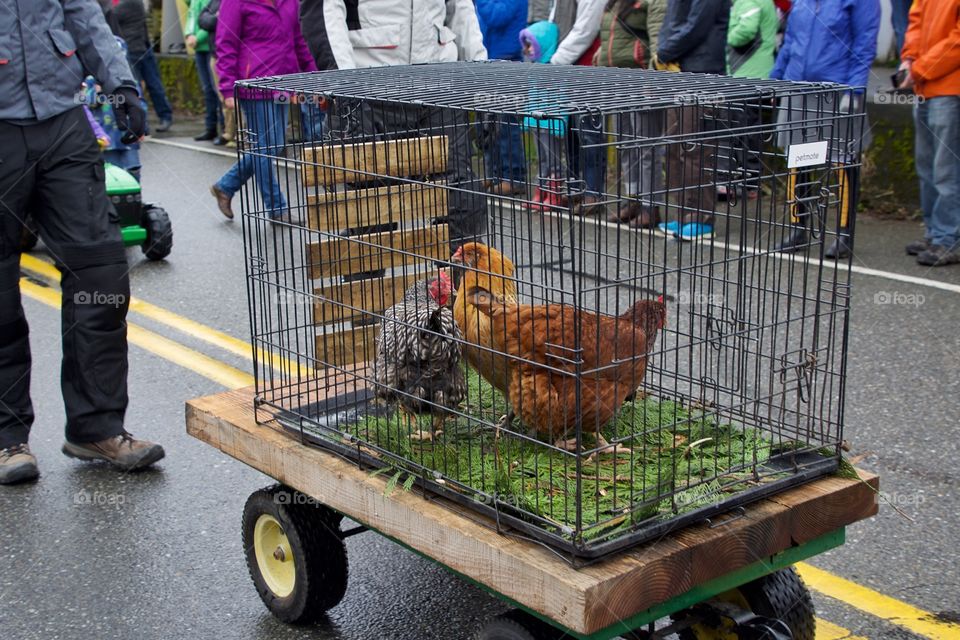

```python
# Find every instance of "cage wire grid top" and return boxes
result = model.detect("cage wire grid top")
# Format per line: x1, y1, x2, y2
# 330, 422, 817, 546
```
237, 60, 855, 116
239, 60, 859, 561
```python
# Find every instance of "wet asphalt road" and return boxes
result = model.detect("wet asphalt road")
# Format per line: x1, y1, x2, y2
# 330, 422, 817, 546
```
0, 138, 957, 640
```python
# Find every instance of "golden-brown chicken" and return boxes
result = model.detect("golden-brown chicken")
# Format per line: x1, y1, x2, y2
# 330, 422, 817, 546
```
467, 283, 666, 454
450, 242, 518, 396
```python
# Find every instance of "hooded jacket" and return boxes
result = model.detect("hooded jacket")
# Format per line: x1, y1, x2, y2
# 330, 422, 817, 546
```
771, 0, 880, 88
323, 0, 487, 69
477, 0, 528, 60
902, 0, 960, 99
215, 0, 317, 99
657, 0, 730, 73
0, 0, 136, 121
597, 1, 651, 69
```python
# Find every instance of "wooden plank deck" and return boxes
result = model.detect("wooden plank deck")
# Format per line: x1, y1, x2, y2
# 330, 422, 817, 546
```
186, 387, 878, 636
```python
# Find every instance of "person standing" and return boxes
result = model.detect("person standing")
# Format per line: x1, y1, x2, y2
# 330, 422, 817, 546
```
209, 0, 317, 221
890, 0, 914, 59
185, 0, 224, 142
108, 0, 175, 132
655, 0, 730, 241
898, 0, 960, 266
476, 0, 528, 197
723, 0, 778, 199
0, 0, 164, 484
771, 0, 880, 259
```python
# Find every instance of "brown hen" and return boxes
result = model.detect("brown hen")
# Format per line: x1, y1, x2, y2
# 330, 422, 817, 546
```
467, 283, 666, 455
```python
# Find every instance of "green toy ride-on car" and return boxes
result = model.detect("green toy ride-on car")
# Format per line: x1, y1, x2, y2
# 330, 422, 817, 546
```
21, 162, 172, 260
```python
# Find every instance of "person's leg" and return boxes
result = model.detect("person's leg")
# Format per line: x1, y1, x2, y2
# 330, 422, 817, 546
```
916, 96, 960, 263
890, 0, 912, 58
501, 117, 526, 184
194, 51, 220, 135
913, 100, 938, 245
0, 123, 37, 452
28, 109, 129, 444
431, 106, 486, 246
299, 99, 325, 144
138, 48, 174, 123
247, 100, 289, 218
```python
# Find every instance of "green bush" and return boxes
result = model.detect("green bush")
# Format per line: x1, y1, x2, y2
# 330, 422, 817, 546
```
155, 54, 205, 116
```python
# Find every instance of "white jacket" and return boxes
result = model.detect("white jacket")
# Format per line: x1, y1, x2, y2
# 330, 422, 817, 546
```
324, 0, 488, 69
549, 0, 604, 66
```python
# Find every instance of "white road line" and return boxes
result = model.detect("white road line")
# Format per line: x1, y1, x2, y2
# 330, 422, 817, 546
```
144, 140, 960, 296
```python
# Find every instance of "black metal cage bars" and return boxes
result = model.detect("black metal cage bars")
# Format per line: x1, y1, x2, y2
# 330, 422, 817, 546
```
237, 61, 862, 560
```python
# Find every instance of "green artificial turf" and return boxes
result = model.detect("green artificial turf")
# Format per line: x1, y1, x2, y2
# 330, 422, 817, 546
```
345, 368, 798, 543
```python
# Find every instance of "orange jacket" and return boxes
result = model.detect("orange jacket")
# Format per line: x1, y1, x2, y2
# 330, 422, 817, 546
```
902, 0, 960, 98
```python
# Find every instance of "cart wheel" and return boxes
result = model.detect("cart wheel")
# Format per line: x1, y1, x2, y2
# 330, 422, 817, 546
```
242, 485, 348, 624
677, 567, 815, 640
478, 609, 570, 640
141, 204, 172, 261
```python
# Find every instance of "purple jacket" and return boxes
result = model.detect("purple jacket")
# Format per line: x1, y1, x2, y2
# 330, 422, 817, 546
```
216, 0, 317, 99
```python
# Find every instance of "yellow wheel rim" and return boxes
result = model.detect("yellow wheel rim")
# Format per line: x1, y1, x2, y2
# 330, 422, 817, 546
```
687, 589, 752, 640
253, 514, 296, 598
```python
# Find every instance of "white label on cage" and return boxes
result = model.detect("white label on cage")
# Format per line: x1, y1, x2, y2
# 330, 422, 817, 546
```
787, 141, 829, 168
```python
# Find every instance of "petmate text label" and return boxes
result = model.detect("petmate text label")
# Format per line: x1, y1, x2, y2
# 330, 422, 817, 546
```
787, 141, 829, 168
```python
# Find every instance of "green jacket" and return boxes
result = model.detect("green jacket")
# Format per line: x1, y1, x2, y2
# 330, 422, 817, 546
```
185, 0, 212, 53
646, 0, 668, 57
597, 1, 650, 68
726, 0, 778, 78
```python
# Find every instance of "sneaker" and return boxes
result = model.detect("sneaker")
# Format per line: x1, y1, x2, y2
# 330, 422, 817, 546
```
628, 207, 661, 230
0, 444, 39, 484
675, 222, 715, 241
156, 118, 172, 133
570, 193, 604, 216
62, 432, 165, 471
655, 221, 682, 237
270, 210, 301, 226
916, 244, 960, 267
194, 130, 217, 141
210, 184, 235, 219
905, 238, 930, 256
486, 180, 525, 197
212, 136, 229, 146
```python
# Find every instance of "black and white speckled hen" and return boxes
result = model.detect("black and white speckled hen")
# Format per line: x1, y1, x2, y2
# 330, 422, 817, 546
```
373, 272, 466, 440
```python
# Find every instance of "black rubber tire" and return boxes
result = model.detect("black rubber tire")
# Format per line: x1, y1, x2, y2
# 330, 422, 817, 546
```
478, 610, 570, 640
677, 567, 815, 640
141, 204, 172, 260
241, 485, 348, 624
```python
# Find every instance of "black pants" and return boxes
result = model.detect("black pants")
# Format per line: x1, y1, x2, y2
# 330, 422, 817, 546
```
0, 107, 130, 448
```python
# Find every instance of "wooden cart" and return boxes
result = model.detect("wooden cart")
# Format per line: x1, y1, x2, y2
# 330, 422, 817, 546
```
186, 387, 878, 640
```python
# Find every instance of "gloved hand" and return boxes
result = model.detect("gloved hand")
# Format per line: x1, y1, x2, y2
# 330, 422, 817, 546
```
112, 85, 146, 144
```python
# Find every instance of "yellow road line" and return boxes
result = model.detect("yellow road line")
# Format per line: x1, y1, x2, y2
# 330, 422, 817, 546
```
19, 257, 958, 640
20, 279, 254, 389
798, 563, 960, 640
20, 253, 312, 379
817, 618, 869, 640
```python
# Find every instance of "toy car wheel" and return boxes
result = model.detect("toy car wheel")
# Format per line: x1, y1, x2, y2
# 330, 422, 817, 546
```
242, 485, 348, 624
478, 609, 570, 640
141, 204, 172, 261
676, 566, 815, 640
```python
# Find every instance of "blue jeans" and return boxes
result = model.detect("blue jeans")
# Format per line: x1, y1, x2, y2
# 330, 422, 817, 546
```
127, 48, 173, 122
482, 117, 525, 183
217, 100, 289, 217
299, 101, 325, 143
194, 50, 223, 133
890, 0, 912, 57
914, 96, 960, 249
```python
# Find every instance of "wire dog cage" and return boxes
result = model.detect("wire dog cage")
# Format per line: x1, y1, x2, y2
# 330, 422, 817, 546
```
238, 62, 863, 560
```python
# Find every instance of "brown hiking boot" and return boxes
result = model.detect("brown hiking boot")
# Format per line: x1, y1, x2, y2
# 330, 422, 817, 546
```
0, 444, 39, 484
62, 432, 165, 471
210, 184, 235, 219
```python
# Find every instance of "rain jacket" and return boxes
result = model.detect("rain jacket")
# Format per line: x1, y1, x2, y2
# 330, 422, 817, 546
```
215, 0, 317, 99
647, 0, 668, 54
902, 0, 960, 99
771, 0, 880, 89
476, 0, 527, 60
323, 0, 487, 69
726, 0, 778, 78
185, 0, 213, 53
0, 0, 136, 121
657, 0, 730, 73
597, 1, 651, 69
